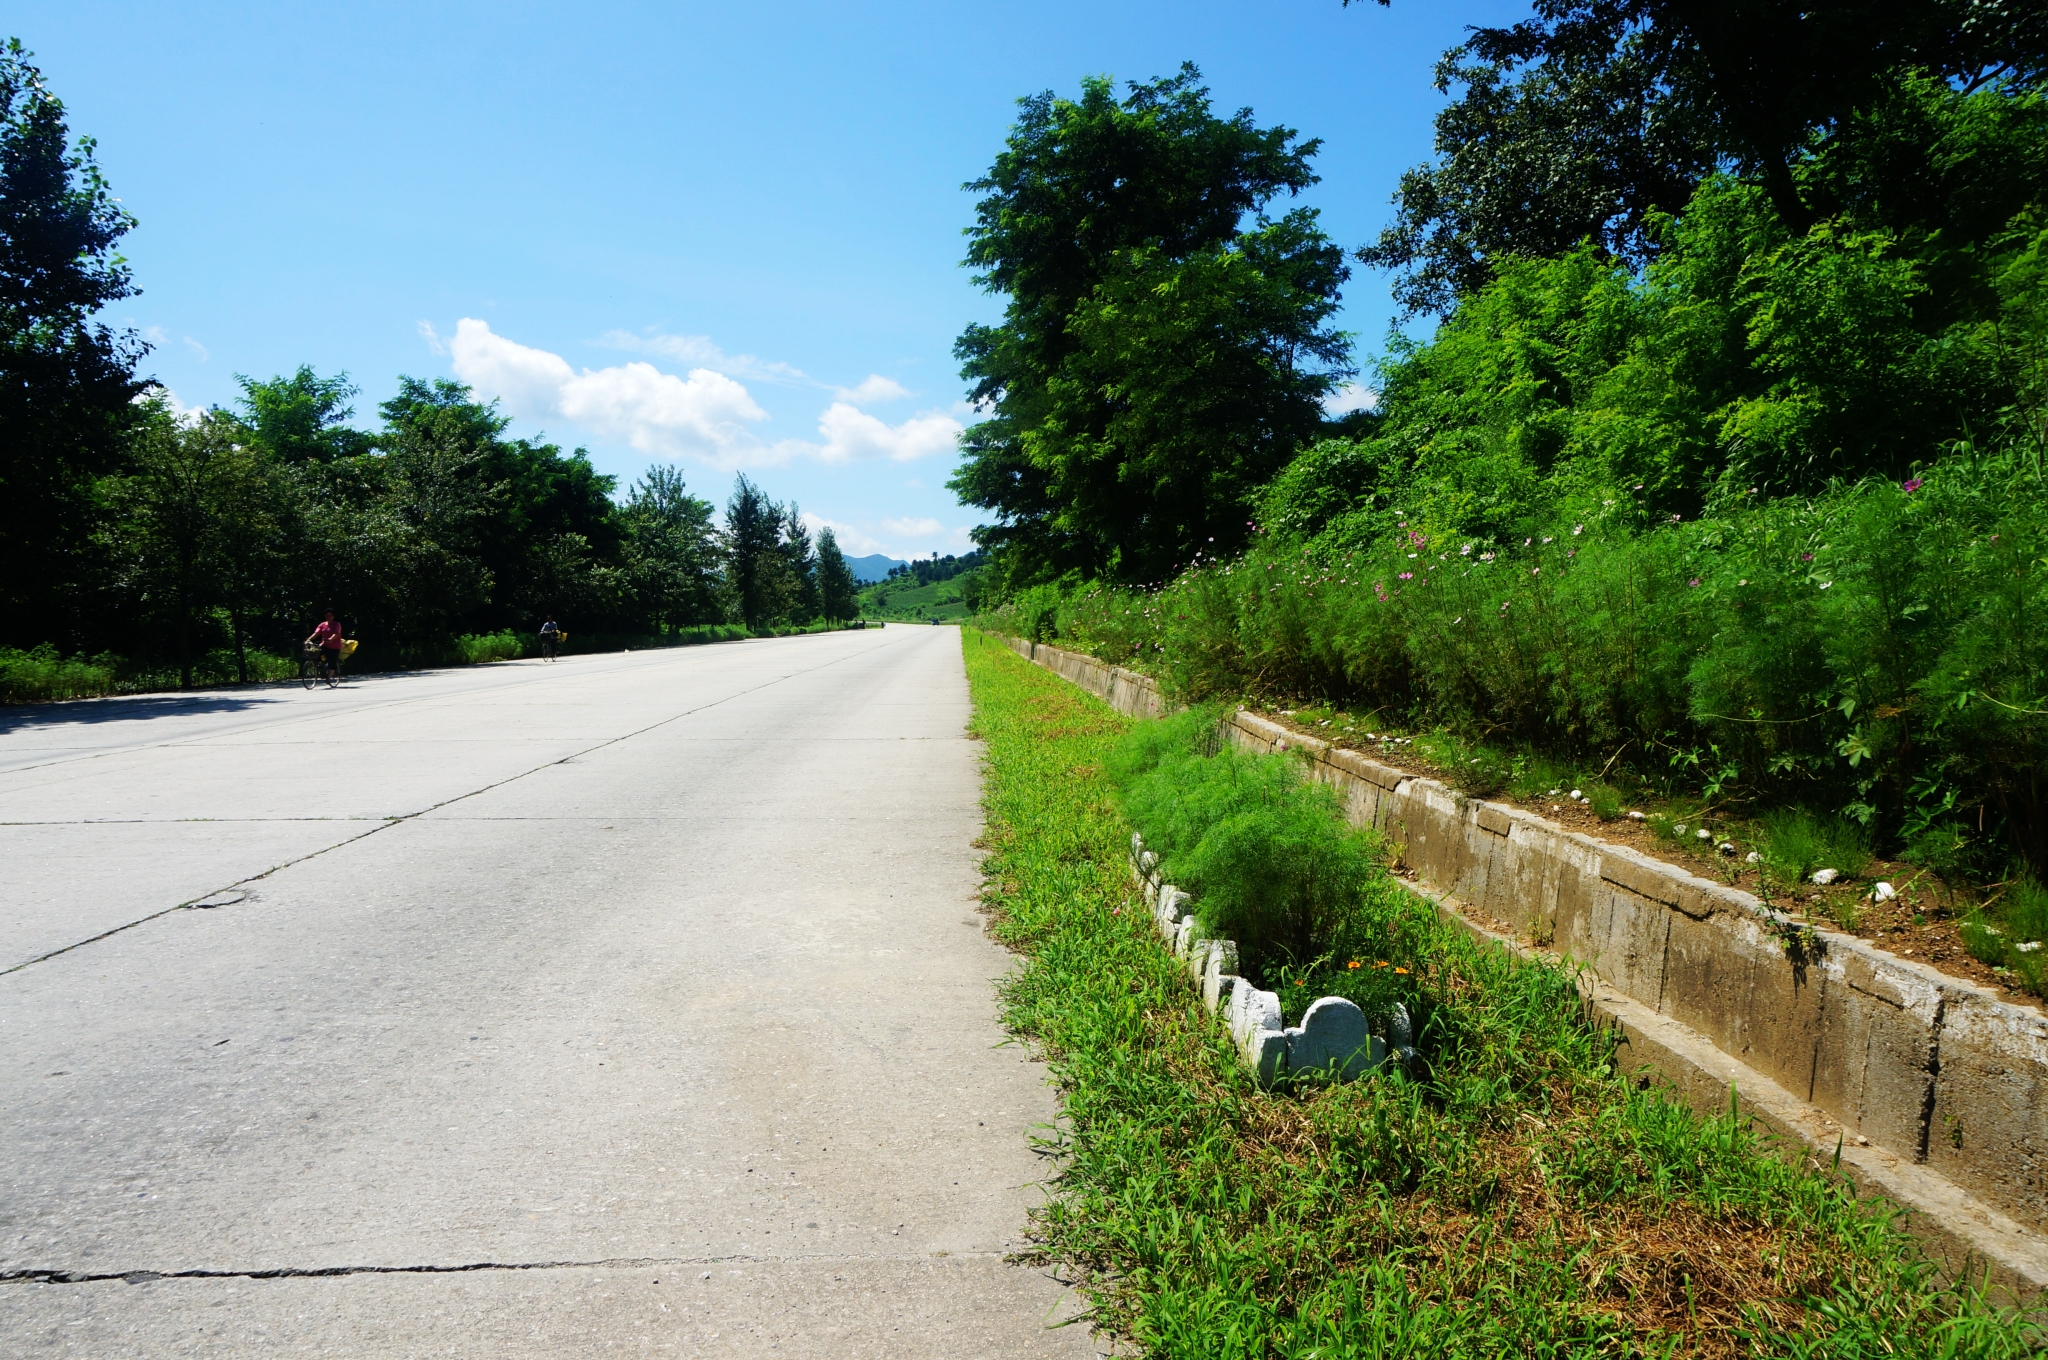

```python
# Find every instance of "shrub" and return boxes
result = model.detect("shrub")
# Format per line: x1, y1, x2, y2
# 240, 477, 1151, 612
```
984, 448, 2048, 878
0, 645, 117, 703
1109, 709, 1383, 982
453, 631, 523, 664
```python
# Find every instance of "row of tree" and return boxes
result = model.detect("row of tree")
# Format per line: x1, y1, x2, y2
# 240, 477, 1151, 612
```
0, 41, 857, 684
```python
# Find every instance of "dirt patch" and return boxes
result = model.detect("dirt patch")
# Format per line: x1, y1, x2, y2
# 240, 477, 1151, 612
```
1251, 706, 2046, 1016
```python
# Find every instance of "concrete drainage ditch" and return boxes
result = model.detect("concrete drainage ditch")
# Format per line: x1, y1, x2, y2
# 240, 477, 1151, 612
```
1130, 832, 1414, 1085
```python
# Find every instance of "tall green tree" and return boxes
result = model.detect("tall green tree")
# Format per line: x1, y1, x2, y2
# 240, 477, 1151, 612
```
949, 65, 1353, 587
237, 366, 376, 464
105, 404, 283, 688
0, 40, 148, 628
724, 475, 791, 630
780, 506, 820, 623
1359, 0, 2048, 315
815, 527, 858, 623
621, 464, 725, 629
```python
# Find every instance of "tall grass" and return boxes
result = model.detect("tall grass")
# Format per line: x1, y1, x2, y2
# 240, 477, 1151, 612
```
453, 631, 524, 663
964, 628, 2036, 1356
983, 451, 2048, 880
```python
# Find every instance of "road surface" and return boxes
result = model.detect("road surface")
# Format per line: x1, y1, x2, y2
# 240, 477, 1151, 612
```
0, 627, 1098, 1358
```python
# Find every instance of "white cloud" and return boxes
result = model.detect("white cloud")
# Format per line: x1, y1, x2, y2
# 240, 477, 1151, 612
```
142, 324, 168, 346
451, 318, 772, 467
797, 511, 976, 562
1324, 383, 1378, 415
815, 402, 962, 464
833, 374, 910, 403
597, 329, 811, 386
182, 336, 210, 362
442, 320, 960, 470
798, 512, 890, 557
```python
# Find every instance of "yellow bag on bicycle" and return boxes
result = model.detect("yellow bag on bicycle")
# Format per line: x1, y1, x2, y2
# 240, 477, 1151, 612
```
341, 639, 359, 660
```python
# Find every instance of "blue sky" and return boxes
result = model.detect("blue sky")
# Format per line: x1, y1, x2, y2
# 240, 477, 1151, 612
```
24, 0, 1518, 560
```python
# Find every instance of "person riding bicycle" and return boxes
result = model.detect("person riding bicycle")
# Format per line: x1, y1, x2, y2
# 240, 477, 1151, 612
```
539, 615, 561, 659
306, 611, 346, 680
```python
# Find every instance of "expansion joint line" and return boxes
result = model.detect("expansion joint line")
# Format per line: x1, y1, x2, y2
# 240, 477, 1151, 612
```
0, 647, 873, 980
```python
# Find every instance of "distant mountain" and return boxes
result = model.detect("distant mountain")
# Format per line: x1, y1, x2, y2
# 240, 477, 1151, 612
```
845, 553, 907, 584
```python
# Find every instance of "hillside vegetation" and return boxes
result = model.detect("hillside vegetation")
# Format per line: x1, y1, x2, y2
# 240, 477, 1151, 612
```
965, 11, 2048, 895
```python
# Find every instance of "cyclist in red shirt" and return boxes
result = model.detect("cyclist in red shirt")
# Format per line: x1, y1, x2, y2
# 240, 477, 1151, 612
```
305, 611, 346, 682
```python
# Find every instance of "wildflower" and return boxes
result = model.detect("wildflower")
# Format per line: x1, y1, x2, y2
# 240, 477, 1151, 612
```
1542, 536, 1554, 544
1688, 577, 1701, 587
1524, 537, 1533, 547
1479, 552, 1495, 562
1818, 582, 1832, 590
1801, 552, 1814, 561
1393, 966, 1410, 975
1294, 979, 1306, 987
1372, 961, 1389, 970
1398, 571, 1413, 580
1460, 543, 1474, 556
1738, 579, 1747, 586
1670, 514, 1683, 523
1501, 600, 1510, 610
1566, 549, 1576, 559
1572, 524, 1584, 535
1903, 477, 1923, 494
1347, 960, 1361, 970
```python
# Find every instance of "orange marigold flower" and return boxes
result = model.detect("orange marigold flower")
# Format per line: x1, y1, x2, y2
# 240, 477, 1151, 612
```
1394, 966, 1410, 975
1347, 960, 1361, 970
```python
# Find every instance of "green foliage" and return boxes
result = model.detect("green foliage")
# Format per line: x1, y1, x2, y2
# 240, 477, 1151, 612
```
1108, 709, 1381, 976
0, 644, 115, 703
963, 629, 2037, 1356
814, 528, 859, 623
236, 366, 375, 464
723, 474, 820, 630
950, 64, 1352, 587
0, 40, 148, 626
1962, 875, 2048, 996
1757, 809, 1875, 886
987, 446, 2048, 875
1363, 1, 2048, 315
452, 631, 523, 664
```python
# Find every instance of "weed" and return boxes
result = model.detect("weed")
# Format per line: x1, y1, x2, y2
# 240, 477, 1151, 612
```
1759, 809, 1874, 885
1586, 782, 1627, 820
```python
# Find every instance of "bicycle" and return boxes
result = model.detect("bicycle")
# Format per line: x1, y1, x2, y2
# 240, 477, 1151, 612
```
300, 644, 340, 689
539, 634, 559, 661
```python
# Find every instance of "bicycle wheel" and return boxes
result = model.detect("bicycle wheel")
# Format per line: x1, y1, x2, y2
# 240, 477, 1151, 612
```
300, 653, 318, 689
322, 656, 340, 689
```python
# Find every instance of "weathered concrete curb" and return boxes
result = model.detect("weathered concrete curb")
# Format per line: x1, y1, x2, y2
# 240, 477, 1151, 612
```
1130, 833, 1408, 1084
1000, 632, 2048, 1298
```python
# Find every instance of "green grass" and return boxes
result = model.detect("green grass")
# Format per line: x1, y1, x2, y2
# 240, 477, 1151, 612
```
962, 627, 2035, 1358
1757, 810, 1875, 887
1960, 875, 2048, 995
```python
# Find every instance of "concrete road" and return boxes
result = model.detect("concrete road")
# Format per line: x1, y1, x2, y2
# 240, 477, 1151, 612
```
0, 627, 1099, 1358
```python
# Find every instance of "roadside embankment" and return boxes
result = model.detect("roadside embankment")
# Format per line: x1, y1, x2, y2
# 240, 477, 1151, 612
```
997, 631, 2048, 1301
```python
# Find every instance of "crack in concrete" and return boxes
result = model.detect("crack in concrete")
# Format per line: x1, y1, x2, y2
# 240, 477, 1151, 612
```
2, 1250, 1014, 1285
1, 646, 872, 981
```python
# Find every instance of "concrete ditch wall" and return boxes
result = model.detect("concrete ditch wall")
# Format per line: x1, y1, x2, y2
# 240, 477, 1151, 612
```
1001, 633, 2048, 1284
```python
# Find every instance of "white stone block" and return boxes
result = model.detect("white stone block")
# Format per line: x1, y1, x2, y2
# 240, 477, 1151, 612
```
1201, 941, 1240, 1012
1285, 997, 1386, 1079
